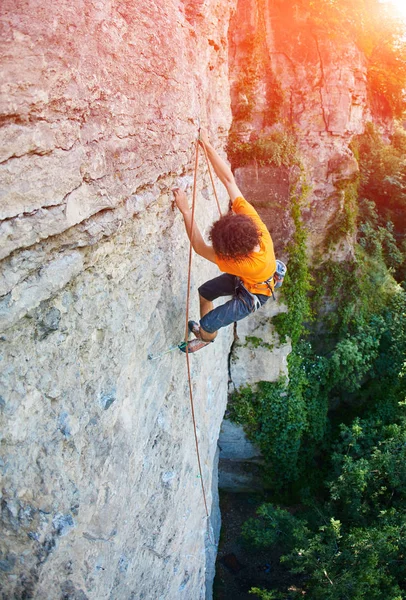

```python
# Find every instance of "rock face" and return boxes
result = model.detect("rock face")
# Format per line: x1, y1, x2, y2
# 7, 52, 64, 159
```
228, 0, 370, 258
218, 420, 264, 492
230, 298, 291, 391
0, 1, 236, 598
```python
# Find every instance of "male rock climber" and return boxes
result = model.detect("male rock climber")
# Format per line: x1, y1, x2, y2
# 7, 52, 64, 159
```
173, 129, 284, 353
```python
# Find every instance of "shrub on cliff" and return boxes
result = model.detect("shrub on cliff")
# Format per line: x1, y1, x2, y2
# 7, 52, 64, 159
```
227, 131, 299, 170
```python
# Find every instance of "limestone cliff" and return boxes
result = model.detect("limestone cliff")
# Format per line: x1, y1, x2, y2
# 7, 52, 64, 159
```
1, 1, 236, 598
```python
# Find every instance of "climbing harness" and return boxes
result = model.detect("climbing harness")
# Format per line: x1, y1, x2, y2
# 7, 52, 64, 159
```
255, 259, 287, 300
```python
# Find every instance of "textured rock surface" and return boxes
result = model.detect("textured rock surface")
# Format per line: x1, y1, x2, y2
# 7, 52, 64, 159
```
218, 420, 264, 492
230, 299, 291, 390
1, 0, 233, 263
0, 0, 236, 598
228, 0, 369, 258
218, 420, 260, 461
1, 200, 232, 600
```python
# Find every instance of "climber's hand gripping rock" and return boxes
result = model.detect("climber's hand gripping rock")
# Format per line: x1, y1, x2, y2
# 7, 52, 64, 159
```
172, 188, 190, 215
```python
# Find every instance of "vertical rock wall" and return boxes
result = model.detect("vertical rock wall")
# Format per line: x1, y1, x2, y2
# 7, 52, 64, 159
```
228, 0, 370, 257
0, 1, 236, 598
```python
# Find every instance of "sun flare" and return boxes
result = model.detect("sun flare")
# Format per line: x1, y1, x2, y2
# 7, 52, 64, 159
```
388, 0, 406, 20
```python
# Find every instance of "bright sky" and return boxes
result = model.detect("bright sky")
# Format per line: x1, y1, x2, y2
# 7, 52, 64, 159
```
388, 0, 406, 20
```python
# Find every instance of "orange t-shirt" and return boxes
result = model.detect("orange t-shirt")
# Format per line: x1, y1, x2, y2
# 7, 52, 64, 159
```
214, 196, 276, 296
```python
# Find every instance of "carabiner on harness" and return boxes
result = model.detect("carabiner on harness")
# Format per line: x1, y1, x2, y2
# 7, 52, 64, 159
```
259, 260, 287, 301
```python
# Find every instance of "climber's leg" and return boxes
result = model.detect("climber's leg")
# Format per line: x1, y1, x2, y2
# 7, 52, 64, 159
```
198, 275, 268, 340
198, 295, 218, 342
197, 274, 237, 342
182, 275, 268, 354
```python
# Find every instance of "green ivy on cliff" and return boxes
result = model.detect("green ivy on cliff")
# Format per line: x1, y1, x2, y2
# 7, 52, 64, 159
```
272, 177, 312, 345
227, 130, 299, 170
323, 180, 359, 251
231, 17, 284, 128
352, 123, 406, 282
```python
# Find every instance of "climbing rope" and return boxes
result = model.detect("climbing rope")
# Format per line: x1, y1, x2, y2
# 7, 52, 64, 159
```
184, 128, 222, 526
201, 142, 222, 217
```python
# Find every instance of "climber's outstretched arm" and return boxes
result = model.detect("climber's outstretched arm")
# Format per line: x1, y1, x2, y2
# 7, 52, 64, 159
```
199, 129, 242, 202
173, 189, 216, 263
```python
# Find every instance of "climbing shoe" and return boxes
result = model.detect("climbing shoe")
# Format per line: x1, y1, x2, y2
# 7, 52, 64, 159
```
179, 338, 213, 354
188, 320, 201, 339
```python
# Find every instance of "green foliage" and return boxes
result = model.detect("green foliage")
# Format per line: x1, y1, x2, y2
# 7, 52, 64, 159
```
244, 336, 274, 351
281, 515, 406, 599
245, 410, 406, 599
227, 130, 299, 170
299, 345, 330, 446
233, 68, 260, 122
310, 258, 403, 410
330, 417, 406, 521
242, 504, 309, 551
231, 22, 284, 128
392, 127, 406, 153
359, 220, 402, 270
353, 123, 406, 239
263, 73, 285, 128
272, 181, 312, 345
354, 123, 406, 283
368, 41, 406, 119
233, 190, 406, 596
228, 123, 405, 498
372, 290, 406, 383
249, 588, 282, 600
237, 282, 406, 597
291, 414, 406, 599
312, 255, 396, 340
228, 339, 332, 491
327, 317, 385, 392
228, 378, 307, 484
324, 181, 359, 249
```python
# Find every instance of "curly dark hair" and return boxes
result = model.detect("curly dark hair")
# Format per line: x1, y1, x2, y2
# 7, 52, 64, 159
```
209, 213, 261, 261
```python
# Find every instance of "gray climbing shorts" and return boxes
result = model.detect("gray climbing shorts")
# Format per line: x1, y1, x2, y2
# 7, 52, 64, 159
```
198, 274, 269, 334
